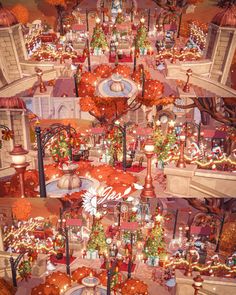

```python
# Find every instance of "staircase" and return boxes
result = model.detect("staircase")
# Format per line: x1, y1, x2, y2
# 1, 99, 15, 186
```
190, 180, 232, 198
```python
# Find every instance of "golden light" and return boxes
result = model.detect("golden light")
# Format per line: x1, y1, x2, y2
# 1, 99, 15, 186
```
168, 120, 175, 127
95, 17, 101, 24
140, 17, 145, 24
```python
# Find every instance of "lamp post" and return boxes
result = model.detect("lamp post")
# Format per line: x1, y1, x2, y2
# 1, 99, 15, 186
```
106, 259, 118, 295
147, 8, 151, 32
114, 41, 119, 66
86, 38, 91, 72
128, 232, 134, 278
140, 64, 145, 98
35, 125, 47, 198
10, 252, 26, 287
176, 134, 186, 168
193, 275, 204, 295
183, 69, 192, 93
141, 137, 156, 200
9, 145, 29, 198
35, 68, 46, 93
59, 219, 70, 275
114, 121, 128, 172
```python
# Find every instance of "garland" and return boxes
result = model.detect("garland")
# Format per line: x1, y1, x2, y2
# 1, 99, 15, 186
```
18, 260, 32, 281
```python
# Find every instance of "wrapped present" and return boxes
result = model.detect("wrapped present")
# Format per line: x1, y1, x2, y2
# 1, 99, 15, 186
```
147, 256, 159, 267
86, 250, 98, 259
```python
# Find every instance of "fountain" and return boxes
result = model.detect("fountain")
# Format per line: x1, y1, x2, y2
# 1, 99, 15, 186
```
46, 163, 99, 198
110, 74, 125, 92
97, 73, 138, 98
57, 163, 81, 190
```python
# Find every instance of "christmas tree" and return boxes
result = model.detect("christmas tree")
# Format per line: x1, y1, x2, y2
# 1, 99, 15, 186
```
87, 218, 107, 254
115, 10, 124, 24
90, 23, 108, 50
153, 123, 177, 164
50, 134, 71, 162
134, 21, 150, 50
144, 214, 167, 259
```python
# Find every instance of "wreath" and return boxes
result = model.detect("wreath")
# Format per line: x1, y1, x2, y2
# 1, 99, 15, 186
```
18, 260, 32, 281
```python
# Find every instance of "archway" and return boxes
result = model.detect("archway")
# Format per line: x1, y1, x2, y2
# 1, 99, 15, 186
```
57, 105, 69, 119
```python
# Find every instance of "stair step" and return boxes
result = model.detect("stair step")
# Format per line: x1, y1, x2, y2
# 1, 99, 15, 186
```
190, 180, 231, 198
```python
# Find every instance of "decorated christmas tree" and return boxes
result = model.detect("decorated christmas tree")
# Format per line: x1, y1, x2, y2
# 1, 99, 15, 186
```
144, 214, 167, 260
115, 10, 124, 24
90, 21, 108, 51
87, 218, 107, 254
134, 20, 150, 52
153, 123, 177, 166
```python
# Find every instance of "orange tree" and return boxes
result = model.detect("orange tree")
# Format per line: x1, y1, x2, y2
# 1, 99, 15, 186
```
11, 4, 29, 25
45, 0, 67, 34
12, 199, 32, 221
79, 64, 175, 125
153, 0, 203, 37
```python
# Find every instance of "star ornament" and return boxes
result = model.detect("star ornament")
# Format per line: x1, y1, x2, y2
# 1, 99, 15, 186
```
82, 188, 97, 216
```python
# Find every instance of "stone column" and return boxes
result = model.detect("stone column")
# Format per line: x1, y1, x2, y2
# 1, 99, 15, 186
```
209, 26, 221, 76
220, 30, 236, 84
21, 110, 30, 150
18, 25, 28, 61
8, 28, 23, 78
6, 110, 14, 150
0, 227, 4, 251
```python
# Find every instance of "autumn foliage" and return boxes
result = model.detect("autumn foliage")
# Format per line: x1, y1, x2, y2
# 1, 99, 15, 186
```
72, 267, 97, 283
80, 96, 128, 124
0, 278, 16, 295
31, 283, 60, 295
120, 278, 148, 295
12, 199, 32, 221
93, 64, 112, 78
11, 4, 29, 25
45, 0, 66, 6
45, 271, 71, 290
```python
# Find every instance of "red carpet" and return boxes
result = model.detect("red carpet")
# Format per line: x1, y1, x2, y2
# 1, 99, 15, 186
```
50, 255, 76, 265
72, 56, 86, 63
101, 262, 136, 272
109, 55, 133, 63
114, 163, 145, 173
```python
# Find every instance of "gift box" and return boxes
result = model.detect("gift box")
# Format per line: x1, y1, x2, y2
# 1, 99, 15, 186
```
86, 250, 98, 259
147, 256, 159, 266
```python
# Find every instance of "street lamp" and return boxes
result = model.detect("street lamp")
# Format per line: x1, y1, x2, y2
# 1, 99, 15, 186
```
176, 134, 186, 168
141, 137, 156, 200
35, 125, 47, 198
58, 219, 71, 275
86, 38, 91, 72
114, 120, 129, 172
9, 145, 29, 198
193, 275, 204, 295
114, 41, 119, 66
183, 69, 192, 93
